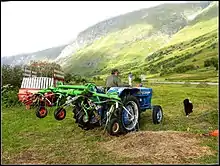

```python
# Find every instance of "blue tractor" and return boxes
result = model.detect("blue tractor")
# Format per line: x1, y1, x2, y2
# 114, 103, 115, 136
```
106, 87, 163, 134
45, 83, 163, 136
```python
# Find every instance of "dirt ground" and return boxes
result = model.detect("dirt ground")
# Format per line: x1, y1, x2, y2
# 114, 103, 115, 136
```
2, 130, 216, 164
99, 130, 215, 164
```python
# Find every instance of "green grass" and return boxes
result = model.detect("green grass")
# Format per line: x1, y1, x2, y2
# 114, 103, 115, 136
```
134, 28, 218, 81
63, 23, 169, 75
140, 84, 218, 133
151, 67, 218, 82
167, 17, 218, 46
2, 84, 218, 164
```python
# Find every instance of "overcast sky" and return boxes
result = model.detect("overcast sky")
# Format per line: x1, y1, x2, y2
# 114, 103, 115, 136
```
1, 1, 188, 57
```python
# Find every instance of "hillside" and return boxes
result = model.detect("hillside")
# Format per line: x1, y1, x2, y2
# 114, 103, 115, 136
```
75, 2, 212, 47
141, 1, 218, 82
1, 45, 66, 66
55, 1, 211, 64
59, 1, 218, 82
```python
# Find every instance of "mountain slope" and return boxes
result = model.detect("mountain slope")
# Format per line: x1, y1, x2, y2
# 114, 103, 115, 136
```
76, 2, 210, 45
190, 1, 218, 24
56, 2, 211, 62
60, 1, 218, 82
135, 1, 218, 82
1, 45, 67, 66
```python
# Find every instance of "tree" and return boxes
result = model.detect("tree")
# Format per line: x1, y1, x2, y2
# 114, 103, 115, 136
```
96, 76, 101, 80
64, 73, 72, 83
204, 57, 218, 70
27, 60, 62, 77
1, 61, 63, 89
1, 65, 23, 89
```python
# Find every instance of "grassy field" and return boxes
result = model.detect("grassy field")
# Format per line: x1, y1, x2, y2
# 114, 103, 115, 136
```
147, 68, 219, 82
2, 84, 218, 164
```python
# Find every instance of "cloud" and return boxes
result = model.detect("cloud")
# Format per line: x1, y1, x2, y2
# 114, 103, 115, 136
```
1, 1, 187, 57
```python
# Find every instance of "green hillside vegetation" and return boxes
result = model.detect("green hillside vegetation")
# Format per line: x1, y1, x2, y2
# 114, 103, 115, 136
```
76, 2, 205, 45
63, 2, 218, 82
64, 24, 170, 75
144, 29, 218, 73
167, 17, 217, 46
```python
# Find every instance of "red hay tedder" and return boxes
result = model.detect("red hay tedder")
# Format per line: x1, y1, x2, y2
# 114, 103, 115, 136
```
18, 63, 65, 109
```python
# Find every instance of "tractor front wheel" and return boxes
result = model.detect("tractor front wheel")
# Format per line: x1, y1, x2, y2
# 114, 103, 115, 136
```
54, 108, 66, 120
107, 118, 121, 136
152, 105, 163, 124
36, 106, 48, 118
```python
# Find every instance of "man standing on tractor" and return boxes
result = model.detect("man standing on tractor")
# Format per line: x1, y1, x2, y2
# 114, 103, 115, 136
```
106, 69, 129, 90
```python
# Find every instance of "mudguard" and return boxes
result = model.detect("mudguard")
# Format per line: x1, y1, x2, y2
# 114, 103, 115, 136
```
107, 87, 153, 111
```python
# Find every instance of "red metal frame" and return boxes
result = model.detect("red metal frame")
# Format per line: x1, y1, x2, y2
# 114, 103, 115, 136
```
18, 88, 41, 102
18, 65, 65, 109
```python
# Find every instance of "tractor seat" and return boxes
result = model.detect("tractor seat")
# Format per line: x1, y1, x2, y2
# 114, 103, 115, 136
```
96, 86, 105, 94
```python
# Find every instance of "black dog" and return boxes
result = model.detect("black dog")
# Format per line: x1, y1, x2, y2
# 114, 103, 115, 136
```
183, 98, 193, 117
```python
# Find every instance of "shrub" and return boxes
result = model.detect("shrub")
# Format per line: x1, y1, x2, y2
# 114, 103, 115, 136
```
182, 82, 191, 87
149, 68, 159, 74
96, 76, 101, 81
204, 57, 218, 68
174, 64, 197, 73
1, 65, 23, 89
160, 68, 173, 76
214, 64, 218, 70
204, 59, 212, 67
1, 85, 21, 108
196, 82, 209, 88
133, 77, 141, 83
64, 73, 73, 83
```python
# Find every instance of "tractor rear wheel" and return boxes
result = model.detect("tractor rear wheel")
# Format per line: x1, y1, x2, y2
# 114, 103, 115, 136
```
120, 95, 140, 133
152, 105, 163, 124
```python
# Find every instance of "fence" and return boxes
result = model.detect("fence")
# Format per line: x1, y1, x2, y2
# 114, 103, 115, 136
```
21, 67, 64, 88
21, 77, 54, 89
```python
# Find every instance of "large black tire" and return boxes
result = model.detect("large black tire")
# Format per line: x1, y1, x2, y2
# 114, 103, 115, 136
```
106, 118, 121, 136
152, 105, 163, 124
119, 95, 140, 133
54, 107, 66, 121
36, 106, 48, 118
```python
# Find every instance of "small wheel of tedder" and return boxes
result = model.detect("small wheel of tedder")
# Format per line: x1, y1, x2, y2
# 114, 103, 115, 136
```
36, 106, 48, 118
54, 107, 66, 121
107, 118, 121, 136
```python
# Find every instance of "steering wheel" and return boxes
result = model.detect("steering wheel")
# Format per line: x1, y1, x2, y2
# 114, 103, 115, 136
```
85, 83, 98, 92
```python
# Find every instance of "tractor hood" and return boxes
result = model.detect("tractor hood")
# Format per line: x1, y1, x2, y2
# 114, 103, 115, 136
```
107, 87, 152, 96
